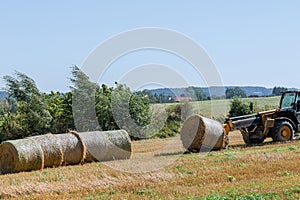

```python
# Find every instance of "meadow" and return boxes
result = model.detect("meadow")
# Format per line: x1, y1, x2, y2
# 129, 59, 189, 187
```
2, 96, 300, 200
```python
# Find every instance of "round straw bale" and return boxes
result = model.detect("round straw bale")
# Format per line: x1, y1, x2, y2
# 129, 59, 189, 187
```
55, 131, 86, 165
0, 138, 44, 174
79, 130, 132, 162
180, 114, 225, 152
29, 133, 63, 167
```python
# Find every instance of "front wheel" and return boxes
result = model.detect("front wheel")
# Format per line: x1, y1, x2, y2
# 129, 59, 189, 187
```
272, 121, 294, 142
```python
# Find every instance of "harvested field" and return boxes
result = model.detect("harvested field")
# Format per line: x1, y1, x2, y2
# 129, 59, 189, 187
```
0, 130, 299, 199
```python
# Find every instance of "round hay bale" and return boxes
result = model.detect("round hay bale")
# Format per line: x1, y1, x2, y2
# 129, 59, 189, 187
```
79, 130, 132, 162
29, 133, 63, 167
0, 138, 44, 174
180, 114, 225, 152
56, 131, 86, 165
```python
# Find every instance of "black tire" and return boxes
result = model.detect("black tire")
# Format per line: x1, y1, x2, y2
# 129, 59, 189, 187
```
242, 132, 250, 145
272, 121, 294, 142
241, 128, 264, 145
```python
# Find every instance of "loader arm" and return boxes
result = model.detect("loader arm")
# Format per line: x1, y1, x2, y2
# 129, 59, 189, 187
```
223, 114, 259, 135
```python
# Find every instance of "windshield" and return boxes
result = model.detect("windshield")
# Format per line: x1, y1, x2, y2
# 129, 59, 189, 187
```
280, 92, 297, 109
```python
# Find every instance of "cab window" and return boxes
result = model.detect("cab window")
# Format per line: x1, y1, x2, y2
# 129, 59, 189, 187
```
280, 92, 297, 109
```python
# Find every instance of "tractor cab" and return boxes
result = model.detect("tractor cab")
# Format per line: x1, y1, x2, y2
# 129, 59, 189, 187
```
280, 90, 300, 111
279, 91, 300, 135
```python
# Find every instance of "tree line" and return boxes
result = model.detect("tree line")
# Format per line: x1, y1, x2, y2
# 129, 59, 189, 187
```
0, 66, 291, 142
140, 86, 289, 104
0, 67, 161, 142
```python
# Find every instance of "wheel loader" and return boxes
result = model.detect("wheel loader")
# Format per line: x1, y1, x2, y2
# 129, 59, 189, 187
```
223, 90, 300, 144
180, 90, 300, 152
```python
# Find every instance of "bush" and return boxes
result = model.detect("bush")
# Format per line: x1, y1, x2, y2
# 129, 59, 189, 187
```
228, 97, 253, 117
155, 102, 195, 138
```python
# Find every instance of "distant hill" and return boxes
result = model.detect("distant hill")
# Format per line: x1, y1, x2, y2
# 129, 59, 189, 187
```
149, 86, 298, 98
203, 86, 273, 97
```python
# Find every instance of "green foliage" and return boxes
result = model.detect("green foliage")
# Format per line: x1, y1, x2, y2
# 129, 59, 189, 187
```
95, 84, 115, 131
226, 87, 247, 99
0, 68, 153, 141
140, 87, 207, 103
186, 86, 207, 101
272, 86, 288, 96
0, 72, 52, 142
155, 102, 193, 138
71, 66, 152, 139
111, 83, 152, 139
228, 97, 253, 117
155, 104, 182, 138
71, 66, 100, 132
44, 91, 75, 134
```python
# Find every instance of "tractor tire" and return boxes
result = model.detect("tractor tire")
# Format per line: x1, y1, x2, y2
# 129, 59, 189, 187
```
272, 121, 294, 142
242, 132, 250, 145
241, 129, 264, 145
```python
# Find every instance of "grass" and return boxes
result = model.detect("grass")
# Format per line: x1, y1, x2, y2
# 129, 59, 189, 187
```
1, 96, 298, 199
159, 96, 280, 122
0, 131, 299, 199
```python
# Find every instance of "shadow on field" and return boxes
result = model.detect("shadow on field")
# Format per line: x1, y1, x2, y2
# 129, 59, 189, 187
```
154, 151, 185, 157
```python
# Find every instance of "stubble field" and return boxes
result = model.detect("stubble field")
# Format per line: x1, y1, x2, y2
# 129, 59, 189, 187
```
1, 96, 300, 199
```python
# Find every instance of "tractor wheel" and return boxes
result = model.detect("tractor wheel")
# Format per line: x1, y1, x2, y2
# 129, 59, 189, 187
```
241, 128, 264, 145
242, 132, 250, 145
272, 121, 294, 142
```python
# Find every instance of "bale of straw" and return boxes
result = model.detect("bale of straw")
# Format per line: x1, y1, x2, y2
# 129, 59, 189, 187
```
55, 131, 86, 165
0, 138, 44, 174
79, 130, 132, 162
29, 133, 63, 167
180, 114, 225, 152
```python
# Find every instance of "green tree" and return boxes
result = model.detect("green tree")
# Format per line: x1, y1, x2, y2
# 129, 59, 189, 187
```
272, 86, 288, 96
1, 72, 52, 141
0, 99, 19, 141
228, 97, 253, 117
44, 91, 75, 133
95, 84, 116, 131
71, 66, 100, 132
226, 87, 247, 99
141, 89, 159, 103
111, 83, 151, 139
70, 67, 152, 139
186, 86, 207, 101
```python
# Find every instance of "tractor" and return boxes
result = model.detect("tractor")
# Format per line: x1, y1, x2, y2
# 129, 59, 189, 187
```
223, 90, 300, 144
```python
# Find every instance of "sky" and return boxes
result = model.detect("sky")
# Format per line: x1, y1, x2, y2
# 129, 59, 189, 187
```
0, 1, 299, 92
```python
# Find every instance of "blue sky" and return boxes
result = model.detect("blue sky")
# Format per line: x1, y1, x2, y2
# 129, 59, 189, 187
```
0, 1, 299, 92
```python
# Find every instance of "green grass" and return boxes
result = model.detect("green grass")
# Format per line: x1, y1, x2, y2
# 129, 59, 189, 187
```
157, 96, 280, 123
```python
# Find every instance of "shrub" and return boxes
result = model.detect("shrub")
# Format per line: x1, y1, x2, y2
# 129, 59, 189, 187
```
228, 97, 253, 117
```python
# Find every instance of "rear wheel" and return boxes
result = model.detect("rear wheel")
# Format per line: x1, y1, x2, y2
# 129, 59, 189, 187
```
272, 121, 294, 142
